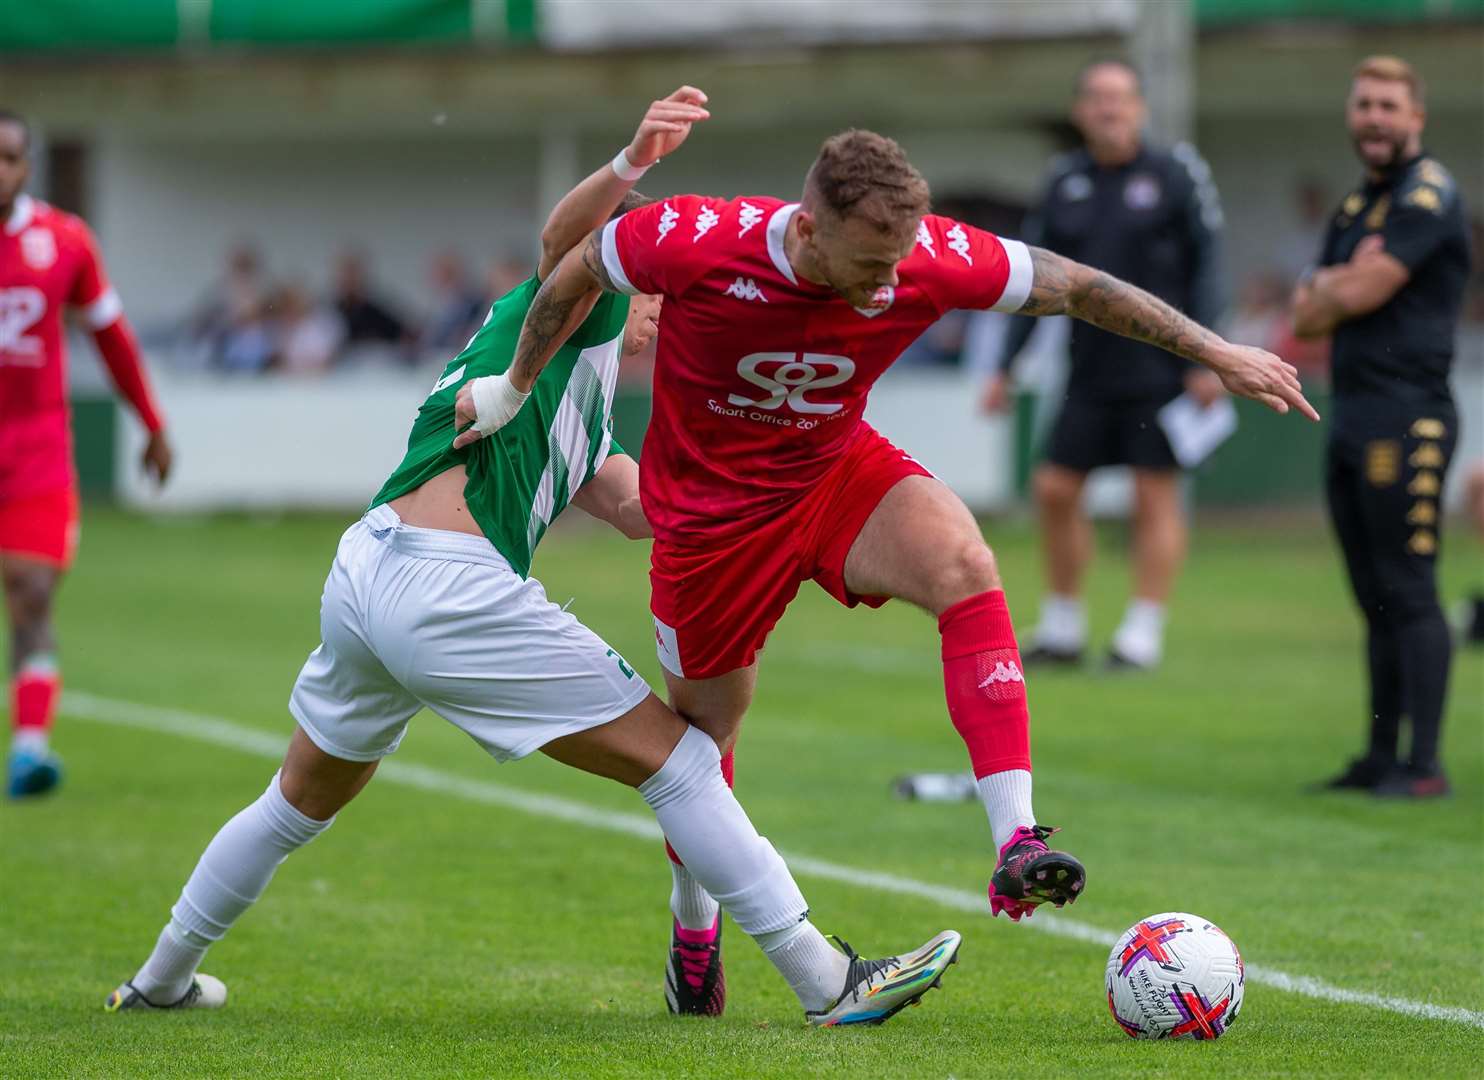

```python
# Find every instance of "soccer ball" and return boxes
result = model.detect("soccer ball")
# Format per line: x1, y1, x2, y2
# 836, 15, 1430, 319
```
1105, 912, 1245, 1040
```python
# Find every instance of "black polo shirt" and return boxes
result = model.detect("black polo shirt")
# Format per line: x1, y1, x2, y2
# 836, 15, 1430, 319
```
1319, 152, 1471, 407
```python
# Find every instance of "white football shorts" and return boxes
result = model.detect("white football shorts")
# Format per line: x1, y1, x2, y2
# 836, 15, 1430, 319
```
289, 504, 651, 763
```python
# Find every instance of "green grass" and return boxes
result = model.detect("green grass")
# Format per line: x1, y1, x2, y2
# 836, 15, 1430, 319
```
2, 507, 1481, 1078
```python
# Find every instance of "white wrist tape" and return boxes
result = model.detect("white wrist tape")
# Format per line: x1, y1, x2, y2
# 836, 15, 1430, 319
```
611, 147, 652, 182
469, 371, 531, 435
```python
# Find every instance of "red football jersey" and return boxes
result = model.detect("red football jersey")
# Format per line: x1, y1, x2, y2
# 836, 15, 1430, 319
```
1, 195, 129, 500
602, 195, 1032, 542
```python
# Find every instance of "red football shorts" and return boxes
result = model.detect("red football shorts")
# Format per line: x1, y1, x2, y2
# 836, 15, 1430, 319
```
0, 487, 81, 568
649, 425, 933, 680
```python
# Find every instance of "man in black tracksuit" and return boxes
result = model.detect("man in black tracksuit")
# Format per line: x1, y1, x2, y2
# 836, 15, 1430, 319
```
1294, 56, 1471, 798
983, 58, 1225, 670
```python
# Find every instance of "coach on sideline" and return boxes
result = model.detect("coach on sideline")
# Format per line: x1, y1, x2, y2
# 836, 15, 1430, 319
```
981, 58, 1226, 671
1295, 56, 1471, 799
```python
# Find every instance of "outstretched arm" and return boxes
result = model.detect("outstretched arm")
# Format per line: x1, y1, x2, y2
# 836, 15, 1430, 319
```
536, 86, 709, 280
1020, 246, 1319, 420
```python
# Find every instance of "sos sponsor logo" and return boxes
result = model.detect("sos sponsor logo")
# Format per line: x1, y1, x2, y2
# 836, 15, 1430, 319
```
726, 352, 856, 418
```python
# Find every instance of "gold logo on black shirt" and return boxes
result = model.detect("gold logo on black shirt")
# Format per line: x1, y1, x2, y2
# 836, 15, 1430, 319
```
1407, 471, 1440, 497
1418, 159, 1450, 189
1342, 192, 1365, 219
1406, 186, 1443, 214
1366, 440, 1400, 486
1406, 501, 1437, 526
1408, 443, 1444, 469
1407, 530, 1437, 556
1364, 194, 1391, 230
1410, 418, 1446, 439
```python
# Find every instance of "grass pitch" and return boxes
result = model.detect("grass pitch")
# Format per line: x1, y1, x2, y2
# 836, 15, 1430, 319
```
2, 506, 1480, 1078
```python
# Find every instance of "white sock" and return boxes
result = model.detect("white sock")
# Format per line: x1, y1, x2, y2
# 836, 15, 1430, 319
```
1112, 599, 1165, 666
1034, 594, 1086, 651
639, 727, 807, 936
133, 771, 334, 1000
12, 728, 48, 754
669, 862, 720, 932
754, 921, 851, 1013
977, 769, 1036, 850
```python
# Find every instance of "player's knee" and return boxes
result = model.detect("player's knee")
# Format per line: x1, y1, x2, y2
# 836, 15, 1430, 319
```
932, 538, 1001, 609
3, 567, 55, 631
1033, 467, 1080, 512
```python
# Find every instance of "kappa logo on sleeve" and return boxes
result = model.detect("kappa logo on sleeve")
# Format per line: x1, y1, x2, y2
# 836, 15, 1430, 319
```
656, 202, 679, 245
738, 202, 765, 238
946, 223, 973, 266
916, 220, 937, 258
694, 206, 720, 243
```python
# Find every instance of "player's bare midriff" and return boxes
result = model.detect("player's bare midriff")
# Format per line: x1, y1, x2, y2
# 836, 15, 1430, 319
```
387, 466, 484, 538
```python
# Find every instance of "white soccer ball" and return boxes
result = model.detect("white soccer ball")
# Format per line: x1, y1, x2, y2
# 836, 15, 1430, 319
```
1105, 912, 1245, 1040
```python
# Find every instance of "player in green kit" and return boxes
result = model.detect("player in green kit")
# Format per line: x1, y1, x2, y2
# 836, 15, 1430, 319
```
105, 88, 962, 1028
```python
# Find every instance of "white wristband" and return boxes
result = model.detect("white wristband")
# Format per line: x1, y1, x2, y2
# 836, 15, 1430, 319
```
469, 371, 531, 436
611, 147, 652, 182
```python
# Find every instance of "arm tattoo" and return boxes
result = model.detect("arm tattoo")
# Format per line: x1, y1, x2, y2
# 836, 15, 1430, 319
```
1021, 245, 1222, 364
510, 232, 610, 387
580, 230, 620, 295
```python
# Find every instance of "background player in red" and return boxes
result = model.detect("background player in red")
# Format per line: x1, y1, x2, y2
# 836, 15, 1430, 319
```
456, 129, 1316, 1015
1, 110, 173, 798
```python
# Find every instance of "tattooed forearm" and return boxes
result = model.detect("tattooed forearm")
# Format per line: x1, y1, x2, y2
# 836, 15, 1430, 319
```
1022, 246, 1222, 365
510, 280, 584, 389
508, 231, 608, 390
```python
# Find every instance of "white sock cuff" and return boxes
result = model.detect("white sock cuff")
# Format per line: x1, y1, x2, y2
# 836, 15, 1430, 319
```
259, 771, 335, 847
753, 918, 811, 954
639, 726, 720, 810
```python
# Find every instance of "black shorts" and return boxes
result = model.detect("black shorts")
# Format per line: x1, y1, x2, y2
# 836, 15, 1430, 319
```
1042, 394, 1179, 473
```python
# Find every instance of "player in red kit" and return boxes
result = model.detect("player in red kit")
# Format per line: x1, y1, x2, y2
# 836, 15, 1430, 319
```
456, 130, 1317, 1015
1, 111, 173, 798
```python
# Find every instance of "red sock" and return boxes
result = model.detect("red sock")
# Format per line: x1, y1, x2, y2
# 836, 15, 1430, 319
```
13, 660, 61, 740
666, 748, 734, 866
939, 591, 1031, 777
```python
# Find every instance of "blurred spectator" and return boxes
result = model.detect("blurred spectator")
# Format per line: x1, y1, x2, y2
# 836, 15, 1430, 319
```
191, 244, 268, 360
272, 282, 345, 376
1462, 461, 1484, 645
417, 250, 487, 358
334, 250, 406, 349
215, 295, 275, 375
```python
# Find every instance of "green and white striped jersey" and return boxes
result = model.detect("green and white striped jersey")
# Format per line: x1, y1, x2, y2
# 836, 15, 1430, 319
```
371, 276, 629, 577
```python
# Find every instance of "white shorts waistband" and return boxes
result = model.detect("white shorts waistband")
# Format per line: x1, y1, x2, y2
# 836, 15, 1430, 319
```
362, 504, 512, 571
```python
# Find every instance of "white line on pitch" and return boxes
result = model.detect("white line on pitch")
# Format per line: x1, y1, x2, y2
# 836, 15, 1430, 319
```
61, 690, 1484, 1032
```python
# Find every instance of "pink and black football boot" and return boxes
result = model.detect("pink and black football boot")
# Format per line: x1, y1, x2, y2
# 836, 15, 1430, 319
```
664, 916, 726, 1016
988, 824, 1085, 920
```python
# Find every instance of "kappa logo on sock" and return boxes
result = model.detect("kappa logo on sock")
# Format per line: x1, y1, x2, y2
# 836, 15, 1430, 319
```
974, 649, 1027, 702
978, 661, 1024, 689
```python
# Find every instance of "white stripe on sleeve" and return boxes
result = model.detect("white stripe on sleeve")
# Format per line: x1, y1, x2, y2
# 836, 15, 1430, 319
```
600, 219, 640, 296
991, 239, 1034, 313
84, 287, 124, 329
